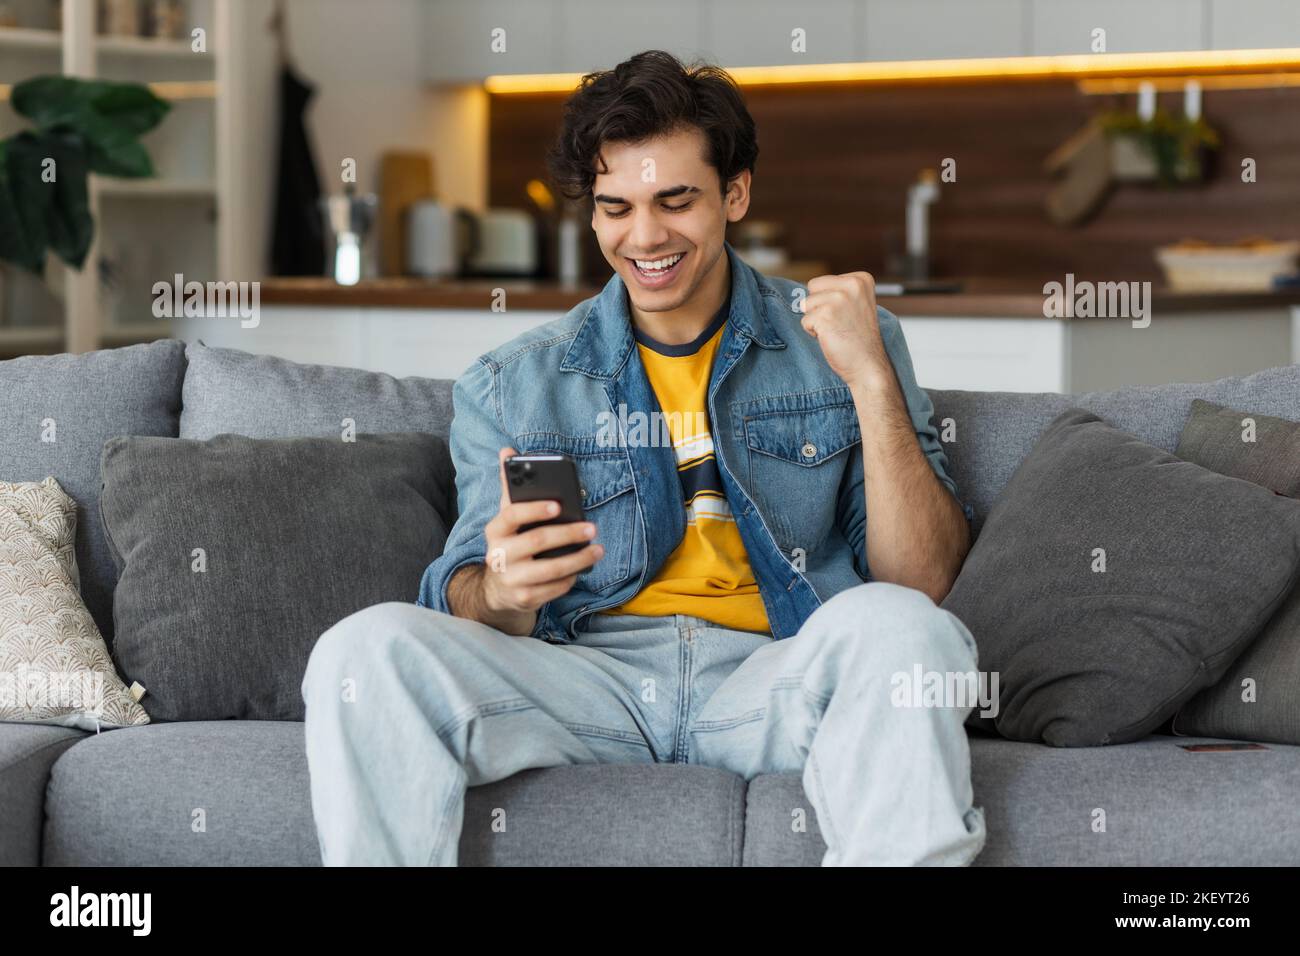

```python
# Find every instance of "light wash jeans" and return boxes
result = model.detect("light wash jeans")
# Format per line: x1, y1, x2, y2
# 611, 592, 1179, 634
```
300, 581, 987, 866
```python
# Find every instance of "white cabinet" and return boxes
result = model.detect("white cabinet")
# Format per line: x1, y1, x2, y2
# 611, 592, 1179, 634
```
1029, 0, 1205, 55
422, 0, 1300, 82
1208, 0, 1300, 49
555, 0, 709, 74
898, 316, 1068, 392
424, 0, 561, 81
865, 0, 1027, 61
705, 0, 860, 67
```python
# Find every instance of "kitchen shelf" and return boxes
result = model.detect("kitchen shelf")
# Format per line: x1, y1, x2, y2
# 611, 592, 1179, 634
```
0, 326, 62, 350
97, 34, 206, 60
102, 321, 173, 343
0, 26, 62, 51
99, 179, 216, 198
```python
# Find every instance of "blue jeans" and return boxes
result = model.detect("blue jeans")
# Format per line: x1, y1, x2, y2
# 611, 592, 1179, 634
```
301, 582, 987, 866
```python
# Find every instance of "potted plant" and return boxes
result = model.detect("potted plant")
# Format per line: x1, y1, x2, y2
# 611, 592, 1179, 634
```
0, 75, 169, 325
1098, 107, 1220, 185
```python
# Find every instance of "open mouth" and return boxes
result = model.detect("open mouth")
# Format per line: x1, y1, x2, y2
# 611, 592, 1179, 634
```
626, 251, 687, 288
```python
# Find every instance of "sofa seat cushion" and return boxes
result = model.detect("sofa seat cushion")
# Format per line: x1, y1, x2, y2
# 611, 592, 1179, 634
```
42, 721, 747, 866
0, 722, 87, 865
743, 733, 1300, 866
0, 340, 186, 641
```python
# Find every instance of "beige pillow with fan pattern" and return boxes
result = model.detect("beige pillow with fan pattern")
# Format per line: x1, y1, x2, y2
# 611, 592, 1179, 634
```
0, 477, 149, 730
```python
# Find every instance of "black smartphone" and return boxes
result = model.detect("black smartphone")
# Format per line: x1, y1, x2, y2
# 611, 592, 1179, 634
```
505, 454, 587, 558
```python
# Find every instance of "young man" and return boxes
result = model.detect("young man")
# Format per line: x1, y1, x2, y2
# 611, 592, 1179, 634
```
302, 50, 986, 867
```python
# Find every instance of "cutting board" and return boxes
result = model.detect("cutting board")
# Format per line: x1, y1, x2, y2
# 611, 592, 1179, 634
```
380, 152, 436, 276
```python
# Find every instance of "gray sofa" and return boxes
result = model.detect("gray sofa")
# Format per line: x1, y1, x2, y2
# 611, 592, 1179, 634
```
4, 338, 1300, 867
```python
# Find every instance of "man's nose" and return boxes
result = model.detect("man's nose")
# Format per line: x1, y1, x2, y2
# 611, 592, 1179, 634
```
627, 210, 670, 253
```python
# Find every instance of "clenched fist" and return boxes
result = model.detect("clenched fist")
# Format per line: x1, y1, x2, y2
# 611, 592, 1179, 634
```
797, 272, 893, 391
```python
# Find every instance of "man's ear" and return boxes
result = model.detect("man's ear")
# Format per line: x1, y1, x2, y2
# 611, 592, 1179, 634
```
725, 170, 752, 223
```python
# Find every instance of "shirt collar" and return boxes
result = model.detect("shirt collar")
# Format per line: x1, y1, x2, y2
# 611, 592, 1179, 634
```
560, 241, 786, 379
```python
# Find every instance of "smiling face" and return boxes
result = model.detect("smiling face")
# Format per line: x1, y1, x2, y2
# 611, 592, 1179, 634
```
591, 125, 750, 319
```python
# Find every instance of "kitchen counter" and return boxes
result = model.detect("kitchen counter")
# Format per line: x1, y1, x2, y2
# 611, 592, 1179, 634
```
258, 275, 1300, 318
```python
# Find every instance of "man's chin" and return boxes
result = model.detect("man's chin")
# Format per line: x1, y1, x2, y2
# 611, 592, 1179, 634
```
625, 287, 690, 314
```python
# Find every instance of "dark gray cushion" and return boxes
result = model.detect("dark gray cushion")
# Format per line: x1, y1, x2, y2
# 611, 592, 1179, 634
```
100, 432, 451, 722
1172, 400, 1300, 744
928, 363, 1300, 535
942, 408, 1300, 747
0, 340, 185, 641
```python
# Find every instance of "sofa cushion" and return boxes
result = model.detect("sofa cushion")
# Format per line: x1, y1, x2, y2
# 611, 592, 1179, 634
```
180, 341, 456, 445
0, 477, 149, 730
941, 408, 1300, 747
0, 722, 87, 865
99, 433, 451, 721
42, 721, 747, 866
928, 363, 1300, 534
0, 340, 185, 641
744, 733, 1300, 866
1172, 400, 1300, 744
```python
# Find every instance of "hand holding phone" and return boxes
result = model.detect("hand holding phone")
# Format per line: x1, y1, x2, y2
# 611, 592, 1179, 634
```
477, 447, 604, 621
505, 454, 586, 558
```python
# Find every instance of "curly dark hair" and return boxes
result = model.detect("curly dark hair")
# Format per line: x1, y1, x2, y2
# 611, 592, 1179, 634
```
546, 50, 758, 202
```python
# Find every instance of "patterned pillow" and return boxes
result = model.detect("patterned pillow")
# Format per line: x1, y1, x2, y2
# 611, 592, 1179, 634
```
0, 477, 149, 730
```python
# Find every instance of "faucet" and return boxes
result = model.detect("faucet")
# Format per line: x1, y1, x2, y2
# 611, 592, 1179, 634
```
905, 168, 940, 281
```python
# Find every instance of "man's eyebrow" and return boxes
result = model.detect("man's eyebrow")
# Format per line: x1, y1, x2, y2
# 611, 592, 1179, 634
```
652, 184, 701, 200
592, 184, 702, 204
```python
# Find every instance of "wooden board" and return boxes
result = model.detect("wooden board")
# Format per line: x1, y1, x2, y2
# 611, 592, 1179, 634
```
379, 151, 435, 276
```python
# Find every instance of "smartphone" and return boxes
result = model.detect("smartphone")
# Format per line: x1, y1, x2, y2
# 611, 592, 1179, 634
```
505, 454, 587, 558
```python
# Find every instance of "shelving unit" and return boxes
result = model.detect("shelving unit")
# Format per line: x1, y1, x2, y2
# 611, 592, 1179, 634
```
0, 0, 228, 357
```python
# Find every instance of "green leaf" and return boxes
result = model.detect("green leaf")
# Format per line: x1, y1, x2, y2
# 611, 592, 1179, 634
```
0, 75, 168, 273
87, 139, 156, 178
89, 83, 171, 137
12, 75, 169, 137
11, 75, 169, 179
41, 133, 93, 268
0, 141, 46, 273
3, 133, 55, 272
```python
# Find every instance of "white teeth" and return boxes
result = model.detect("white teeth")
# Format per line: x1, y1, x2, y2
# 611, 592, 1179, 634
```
634, 253, 683, 272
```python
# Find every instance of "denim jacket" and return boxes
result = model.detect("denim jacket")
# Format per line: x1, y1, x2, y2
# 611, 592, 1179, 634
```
417, 242, 968, 641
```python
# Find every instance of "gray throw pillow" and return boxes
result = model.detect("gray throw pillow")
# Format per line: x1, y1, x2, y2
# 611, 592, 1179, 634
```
180, 341, 455, 444
0, 340, 185, 641
941, 408, 1300, 747
1172, 400, 1300, 744
100, 432, 451, 722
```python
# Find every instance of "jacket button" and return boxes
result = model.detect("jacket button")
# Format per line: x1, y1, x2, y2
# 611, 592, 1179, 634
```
801, 442, 817, 459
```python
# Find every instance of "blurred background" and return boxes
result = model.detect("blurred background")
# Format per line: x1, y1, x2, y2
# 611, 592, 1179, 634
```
1, 0, 1298, 391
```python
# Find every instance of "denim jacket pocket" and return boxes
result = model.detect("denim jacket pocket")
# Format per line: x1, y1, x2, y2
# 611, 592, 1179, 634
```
740, 392, 860, 553
514, 433, 637, 594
